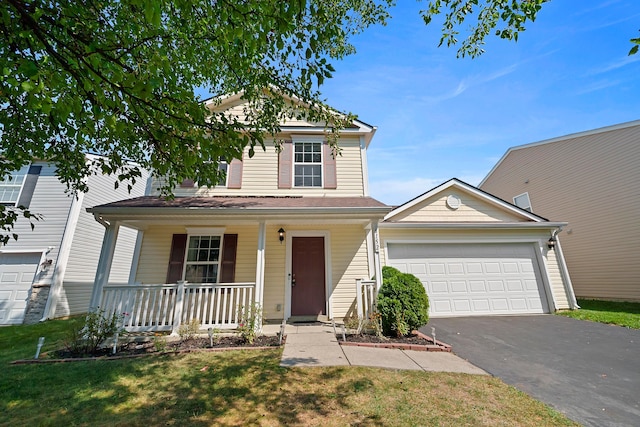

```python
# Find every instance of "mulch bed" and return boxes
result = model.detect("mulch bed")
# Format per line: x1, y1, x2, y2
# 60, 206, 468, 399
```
12, 335, 283, 365
337, 330, 451, 352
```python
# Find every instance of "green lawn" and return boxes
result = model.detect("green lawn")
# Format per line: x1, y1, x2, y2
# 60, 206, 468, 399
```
557, 299, 640, 329
1, 319, 579, 426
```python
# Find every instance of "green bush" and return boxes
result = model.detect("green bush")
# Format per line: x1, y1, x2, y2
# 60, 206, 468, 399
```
377, 266, 429, 336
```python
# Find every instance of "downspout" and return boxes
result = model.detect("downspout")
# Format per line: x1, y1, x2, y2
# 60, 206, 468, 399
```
551, 228, 579, 309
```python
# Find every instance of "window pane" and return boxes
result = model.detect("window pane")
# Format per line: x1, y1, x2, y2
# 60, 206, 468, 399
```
0, 165, 29, 204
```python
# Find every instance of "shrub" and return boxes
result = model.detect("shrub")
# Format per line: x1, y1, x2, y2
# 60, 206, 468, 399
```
178, 319, 201, 341
237, 303, 261, 344
377, 266, 429, 336
64, 308, 125, 356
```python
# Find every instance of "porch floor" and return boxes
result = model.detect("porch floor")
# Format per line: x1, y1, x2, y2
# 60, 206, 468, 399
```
277, 322, 487, 374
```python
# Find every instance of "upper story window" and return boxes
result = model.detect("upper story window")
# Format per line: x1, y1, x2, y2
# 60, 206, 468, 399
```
294, 141, 322, 187
184, 235, 222, 283
216, 158, 228, 187
513, 192, 532, 212
0, 165, 29, 204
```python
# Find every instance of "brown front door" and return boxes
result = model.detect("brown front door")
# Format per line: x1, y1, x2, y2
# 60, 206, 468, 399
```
291, 237, 326, 316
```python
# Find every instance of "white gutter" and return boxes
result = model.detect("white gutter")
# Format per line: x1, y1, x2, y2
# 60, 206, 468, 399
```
379, 221, 568, 229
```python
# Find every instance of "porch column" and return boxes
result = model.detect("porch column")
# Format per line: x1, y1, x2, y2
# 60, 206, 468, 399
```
89, 219, 121, 310
371, 220, 383, 291
255, 222, 266, 321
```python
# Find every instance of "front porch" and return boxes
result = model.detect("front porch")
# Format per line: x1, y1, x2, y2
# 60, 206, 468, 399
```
86, 196, 390, 333
97, 278, 378, 334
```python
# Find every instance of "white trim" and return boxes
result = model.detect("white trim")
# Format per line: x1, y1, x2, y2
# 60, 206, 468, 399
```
479, 119, 640, 187
255, 222, 266, 323
534, 240, 557, 312
43, 190, 86, 320
554, 235, 579, 309
284, 230, 332, 320
185, 227, 226, 235
379, 222, 567, 229
384, 179, 545, 223
181, 233, 225, 284
360, 135, 370, 196
291, 136, 324, 188
127, 230, 144, 284
0, 164, 30, 205
89, 221, 121, 309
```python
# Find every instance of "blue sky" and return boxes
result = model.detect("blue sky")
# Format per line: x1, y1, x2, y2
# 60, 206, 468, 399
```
319, 0, 640, 205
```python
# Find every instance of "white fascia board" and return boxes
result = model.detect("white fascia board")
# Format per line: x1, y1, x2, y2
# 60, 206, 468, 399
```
479, 119, 640, 187
379, 221, 567, 230
385, 179, 544, 223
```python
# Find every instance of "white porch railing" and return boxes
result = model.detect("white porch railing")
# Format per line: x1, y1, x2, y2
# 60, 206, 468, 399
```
355, 279, 377, 320
100, 281, 256, 333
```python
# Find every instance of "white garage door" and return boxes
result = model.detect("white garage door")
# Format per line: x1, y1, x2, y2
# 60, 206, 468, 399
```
0, 253, 40, 325
387, 243, 549, 317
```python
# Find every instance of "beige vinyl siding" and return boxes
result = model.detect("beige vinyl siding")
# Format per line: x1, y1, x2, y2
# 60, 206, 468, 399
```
328, 224, 370, 319
481, 123, 640, 300
134, 223, 370, 321
57, 171, 148, 316
210, 100, 326, 128
392, 189, 525, 222
263, 224, 286, 320
545, 243, 570, 309
153, 136, 365, 197
134, 224, 259, 285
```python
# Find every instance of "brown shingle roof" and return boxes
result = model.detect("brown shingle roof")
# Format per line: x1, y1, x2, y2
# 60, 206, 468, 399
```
90, 195, 389, 211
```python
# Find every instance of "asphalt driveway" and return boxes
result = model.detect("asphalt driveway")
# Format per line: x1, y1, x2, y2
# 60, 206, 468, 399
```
423, 315, 640, 427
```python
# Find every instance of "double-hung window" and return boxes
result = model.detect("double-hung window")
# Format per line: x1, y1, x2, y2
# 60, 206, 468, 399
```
294, 141, 322, 187
184, 235, 222, 283
0, 165, 29, 204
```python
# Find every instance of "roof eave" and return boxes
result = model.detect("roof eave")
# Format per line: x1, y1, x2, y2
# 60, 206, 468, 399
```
379, 221, 568, 230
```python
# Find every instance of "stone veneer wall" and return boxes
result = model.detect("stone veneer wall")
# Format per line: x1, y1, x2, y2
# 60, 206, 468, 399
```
23, 284, 50, 325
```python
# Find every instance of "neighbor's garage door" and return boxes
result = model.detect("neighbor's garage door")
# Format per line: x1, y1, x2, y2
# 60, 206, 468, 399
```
387, 243, 549, 317
0, 253, 39, 325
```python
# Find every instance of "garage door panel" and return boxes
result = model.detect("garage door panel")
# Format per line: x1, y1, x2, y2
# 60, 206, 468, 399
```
387, 243, 549, 317
0, 253, 39, 325
491, 299, 509, 311
472, 299, 490, 312
407, 264, 425, 277
429, 263, 446, 275
451, 281, 467, 292
502, 262, 519, 274
432, 281, 449, 293
485, 263, 501, 274
432, 300, 452, 313
488, 281, 505, 292
448, 263, 464, 274
469, 281, 486, 292
453, 300, 471, 312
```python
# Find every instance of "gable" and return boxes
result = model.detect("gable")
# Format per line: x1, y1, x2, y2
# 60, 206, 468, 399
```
208, 96, 329, 128
385, 179, 542, 224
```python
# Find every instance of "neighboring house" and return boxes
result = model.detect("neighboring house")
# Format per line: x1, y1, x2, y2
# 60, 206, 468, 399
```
0, 157, 148, 325
480, 120, 640, 302
86, 95, 577, 333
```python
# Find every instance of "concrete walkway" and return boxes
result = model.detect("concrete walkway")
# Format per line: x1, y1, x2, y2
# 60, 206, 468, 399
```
271, 322, 486, 374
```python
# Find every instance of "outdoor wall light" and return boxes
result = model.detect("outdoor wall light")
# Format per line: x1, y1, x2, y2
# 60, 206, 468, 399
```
278, 228, 285, 243
547, 237, 556, 249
